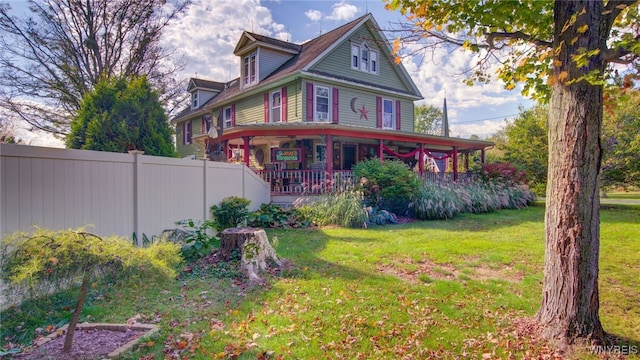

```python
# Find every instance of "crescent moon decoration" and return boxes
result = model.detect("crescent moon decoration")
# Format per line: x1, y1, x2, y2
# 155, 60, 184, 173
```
350, 97, 358, 113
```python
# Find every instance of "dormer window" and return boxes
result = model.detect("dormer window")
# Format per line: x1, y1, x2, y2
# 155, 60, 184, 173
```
243, 51, 257, 86
191, 92, 198, 109
351, 42, 378, 74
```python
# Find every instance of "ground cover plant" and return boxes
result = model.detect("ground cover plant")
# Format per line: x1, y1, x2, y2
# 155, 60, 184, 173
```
1, 204, 638, 358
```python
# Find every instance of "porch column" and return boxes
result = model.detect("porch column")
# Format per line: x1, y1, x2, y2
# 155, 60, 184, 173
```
243, 136, 250, 167
464, 152, 469, 172
452, 146, 458, 181
418, 143, 425, 176
481, 149, 486, 164
378, 139, 384, 164
326, 134, 333, 189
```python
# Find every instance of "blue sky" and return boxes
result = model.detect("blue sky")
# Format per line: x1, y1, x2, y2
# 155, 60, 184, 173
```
5, 0, 535, 145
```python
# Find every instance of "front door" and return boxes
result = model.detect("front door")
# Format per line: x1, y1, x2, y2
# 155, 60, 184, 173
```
343, 145, 357, 170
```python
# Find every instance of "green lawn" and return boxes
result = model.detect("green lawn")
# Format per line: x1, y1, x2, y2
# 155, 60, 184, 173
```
2, 204, 639, 359
604, 191, 640, 200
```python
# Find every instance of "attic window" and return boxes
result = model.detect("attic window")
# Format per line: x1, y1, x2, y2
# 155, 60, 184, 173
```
351, 42, 378, 75
243, 51, 257, 86
191, 92, 198, 109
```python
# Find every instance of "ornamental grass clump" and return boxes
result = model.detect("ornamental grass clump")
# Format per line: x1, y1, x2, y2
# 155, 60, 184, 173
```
300, 189, 368, 228
412, 182, 461, 220
0, 227, 182, 352
412, 179, 535, 220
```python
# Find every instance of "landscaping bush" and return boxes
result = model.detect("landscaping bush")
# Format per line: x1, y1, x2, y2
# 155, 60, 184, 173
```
173, 219, 219, 261
353, 159, 420, 215
299, 190, 368, 228
210, 196, 251, 231
247, 203, 313, 229
479, 162, 527, 185
0, 227, 181, 352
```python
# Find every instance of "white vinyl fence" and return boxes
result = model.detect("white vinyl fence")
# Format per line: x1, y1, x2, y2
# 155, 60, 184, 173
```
0, 143, 271, 241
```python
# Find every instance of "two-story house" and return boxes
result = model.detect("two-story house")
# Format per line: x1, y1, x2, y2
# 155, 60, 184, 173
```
172, 13, 493, 195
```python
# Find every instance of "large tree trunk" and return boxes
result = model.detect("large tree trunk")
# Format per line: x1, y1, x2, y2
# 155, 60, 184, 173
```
537, 0, 606, 346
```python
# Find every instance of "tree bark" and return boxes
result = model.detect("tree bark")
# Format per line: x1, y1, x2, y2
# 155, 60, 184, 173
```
220, 227, 281, 283
63, 271, 91, 351
537, 0, 605, 346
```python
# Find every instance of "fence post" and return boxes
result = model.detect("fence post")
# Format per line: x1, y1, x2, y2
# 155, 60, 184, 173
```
130, 150, 144, 247
203, 159, 208, 220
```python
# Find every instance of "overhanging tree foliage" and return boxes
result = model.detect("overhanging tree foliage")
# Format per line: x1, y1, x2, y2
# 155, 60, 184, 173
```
0, 0, 190, 135
66, 75, 177, 156
386, 0, 639, 348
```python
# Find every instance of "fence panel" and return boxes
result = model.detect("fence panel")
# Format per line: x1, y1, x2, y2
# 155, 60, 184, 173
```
0, 144, 270, 240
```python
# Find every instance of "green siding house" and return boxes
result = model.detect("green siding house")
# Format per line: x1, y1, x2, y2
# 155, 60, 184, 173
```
172, 13, 492, 194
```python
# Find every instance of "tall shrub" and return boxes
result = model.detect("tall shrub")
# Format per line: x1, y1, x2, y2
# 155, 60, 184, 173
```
353, 159, 420, 215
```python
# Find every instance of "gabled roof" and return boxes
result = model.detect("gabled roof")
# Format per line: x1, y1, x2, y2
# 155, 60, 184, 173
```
173, 13, 422, 123
187, 78, 226, 93
234, 31, 302, 55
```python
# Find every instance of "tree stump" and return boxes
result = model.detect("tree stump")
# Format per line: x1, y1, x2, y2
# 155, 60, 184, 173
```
220, 227, 281, 283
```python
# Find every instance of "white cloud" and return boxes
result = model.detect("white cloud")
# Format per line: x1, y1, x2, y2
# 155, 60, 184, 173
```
326, 1, 360, 21
163, 0, 291, 82
305, 9, 323, 22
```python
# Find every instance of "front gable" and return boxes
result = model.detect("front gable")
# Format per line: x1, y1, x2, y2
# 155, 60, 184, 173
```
304, 15, 421, 99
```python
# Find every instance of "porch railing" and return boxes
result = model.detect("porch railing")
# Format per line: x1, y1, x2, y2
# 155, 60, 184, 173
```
256, 169, 477, 195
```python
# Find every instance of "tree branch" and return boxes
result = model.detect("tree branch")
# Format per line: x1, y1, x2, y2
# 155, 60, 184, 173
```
484, 31, 553, 49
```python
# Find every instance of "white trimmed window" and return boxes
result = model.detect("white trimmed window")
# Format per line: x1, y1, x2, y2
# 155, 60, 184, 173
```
351, 44, 359, 69
270, 90, 282, 122
351, 42, 379, 74
191, 92, 198, 109
315, 85, 330, 122
243, 51, 257, 86
383, 98, 394, 129
223, 106, 232, 129
183, 121, 192, 145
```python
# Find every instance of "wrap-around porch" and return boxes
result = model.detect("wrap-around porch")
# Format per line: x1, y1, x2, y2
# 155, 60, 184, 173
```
204, 123, 492, 196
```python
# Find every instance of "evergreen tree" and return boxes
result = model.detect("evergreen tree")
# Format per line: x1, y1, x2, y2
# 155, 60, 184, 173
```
67, 75, 177, 157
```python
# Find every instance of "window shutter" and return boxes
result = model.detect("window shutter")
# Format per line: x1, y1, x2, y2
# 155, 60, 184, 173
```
306, 82, 314, 121
282, 87, 288, 122
395, 100, 401, 130
263, 93, 269, 123
231, 104, 236, 127
332, 88, 339, 123
376, 96, 382, 128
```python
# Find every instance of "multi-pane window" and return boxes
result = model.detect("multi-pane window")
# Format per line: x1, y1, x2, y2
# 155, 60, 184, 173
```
315, 85, 330, 122
270, 90, 282, 122
191, 92, 198, 109
223, 106, 232, 129
383, 99, 394, 129
183, 121, 192, 145
351, 44, 359, 68
243, 51, 257, 85
351, 42, 379, 74
370, 51, 378, 73
361, 44, 369, 71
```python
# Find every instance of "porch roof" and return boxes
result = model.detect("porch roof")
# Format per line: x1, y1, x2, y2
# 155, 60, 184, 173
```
218, 122, 493, 152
